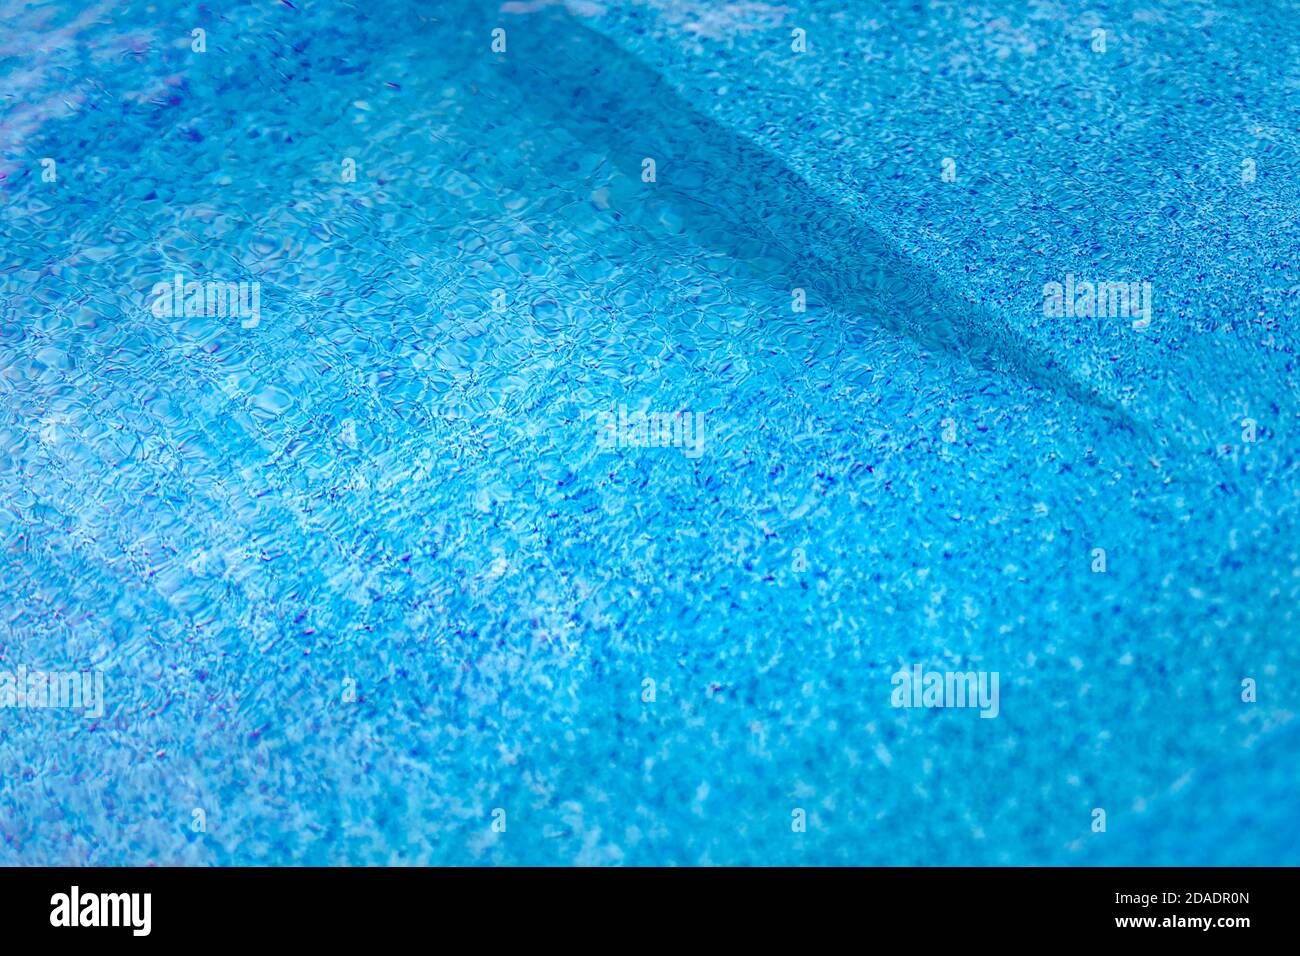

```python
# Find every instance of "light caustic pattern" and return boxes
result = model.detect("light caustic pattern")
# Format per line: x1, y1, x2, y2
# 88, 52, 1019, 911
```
0, 0, 1297, 865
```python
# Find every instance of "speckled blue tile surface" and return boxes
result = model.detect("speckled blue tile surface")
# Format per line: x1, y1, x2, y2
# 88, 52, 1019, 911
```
0, 0, 1297, 865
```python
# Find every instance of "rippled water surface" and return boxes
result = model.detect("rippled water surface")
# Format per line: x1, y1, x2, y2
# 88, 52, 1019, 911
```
1, 0, 1298, 865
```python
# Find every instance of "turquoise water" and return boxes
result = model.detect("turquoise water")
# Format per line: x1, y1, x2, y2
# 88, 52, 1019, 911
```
1, 0, 1297, 865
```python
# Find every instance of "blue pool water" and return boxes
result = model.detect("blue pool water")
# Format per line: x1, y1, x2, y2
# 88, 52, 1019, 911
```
1, 0, 1297, 865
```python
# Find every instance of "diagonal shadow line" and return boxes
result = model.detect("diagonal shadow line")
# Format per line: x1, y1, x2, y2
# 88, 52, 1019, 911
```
493, 7, 1158, 444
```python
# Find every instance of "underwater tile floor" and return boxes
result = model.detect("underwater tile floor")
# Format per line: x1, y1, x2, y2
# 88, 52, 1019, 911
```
0, 0, 1297, 865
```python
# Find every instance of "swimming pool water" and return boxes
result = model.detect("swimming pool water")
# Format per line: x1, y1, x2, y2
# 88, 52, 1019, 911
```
1, 0, 1297, 865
